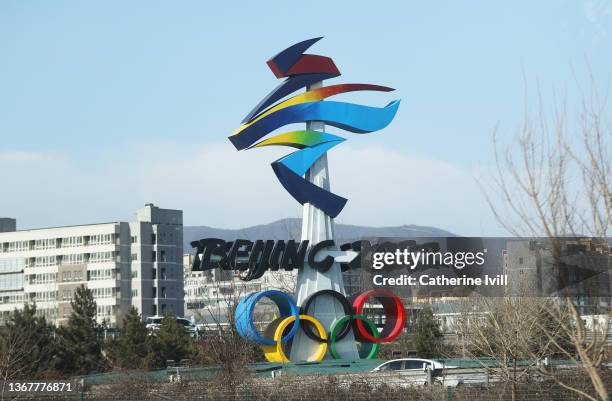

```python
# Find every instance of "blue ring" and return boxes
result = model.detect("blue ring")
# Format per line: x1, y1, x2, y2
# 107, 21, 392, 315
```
234, 290, 300, 345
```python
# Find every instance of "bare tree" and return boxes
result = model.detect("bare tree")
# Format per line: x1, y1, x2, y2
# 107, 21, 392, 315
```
267, 270, 298, 294
534, 299, 609, 401
453, 296, 561, 401
481, 80, 611, 400
193, 275, 261, 388
0, 326, 36, 401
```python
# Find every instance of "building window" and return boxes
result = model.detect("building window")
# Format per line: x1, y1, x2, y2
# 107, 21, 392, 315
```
89, 234, 113, 246
89, 251, 113, 263
62, 289, 73, 301
8, 241, 29, 252
96, 304, 114, 317
35, 256, 56, 267
91, 287, 115, 299
28, 272, 57, 284
63, 253, 85, 265
0, 272, 24, 291
31, 290, 57, 302
0, 258, 26, 273
35, 238, 56, 250
88, 269, 114, 281
131, 253, 138, 262
62, 236, 83, 248
1, 293, 24, 304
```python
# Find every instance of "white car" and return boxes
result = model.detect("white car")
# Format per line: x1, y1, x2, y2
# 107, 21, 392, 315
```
145, 316, 199, 337
371, 358, 447, 373
145, 316, 163, 332
371, 358, 462, 387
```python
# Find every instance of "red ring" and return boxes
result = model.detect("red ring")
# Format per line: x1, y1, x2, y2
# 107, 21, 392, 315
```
352, 289, 406, 343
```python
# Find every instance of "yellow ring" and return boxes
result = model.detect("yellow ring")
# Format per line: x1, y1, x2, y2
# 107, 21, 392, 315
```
263, 315, 327, 363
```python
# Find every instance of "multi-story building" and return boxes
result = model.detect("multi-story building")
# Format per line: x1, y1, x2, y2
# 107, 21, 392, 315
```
502, 238, 611, 314
0, 204, 183, 327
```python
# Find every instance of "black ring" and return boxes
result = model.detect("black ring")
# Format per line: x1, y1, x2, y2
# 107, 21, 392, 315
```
299, 289, 353, 343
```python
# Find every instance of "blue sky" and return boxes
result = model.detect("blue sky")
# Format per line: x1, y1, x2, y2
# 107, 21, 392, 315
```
1, 1, 610, 235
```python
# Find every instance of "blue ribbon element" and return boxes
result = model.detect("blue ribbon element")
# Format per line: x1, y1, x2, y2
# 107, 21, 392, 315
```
272, 139, 348, 217
272, 162, 348, 218
277, 139, 344, 176
230, 100, 401, 151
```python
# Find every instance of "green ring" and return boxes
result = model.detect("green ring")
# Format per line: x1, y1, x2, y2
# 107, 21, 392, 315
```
329, 314, 380, 359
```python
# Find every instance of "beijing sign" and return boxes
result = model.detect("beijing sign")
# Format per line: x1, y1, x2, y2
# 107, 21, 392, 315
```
190, 238, 361, 281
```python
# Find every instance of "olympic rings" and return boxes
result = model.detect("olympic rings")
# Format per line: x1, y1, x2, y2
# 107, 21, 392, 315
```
234, 290, 299, 345
329, 314, 380, 359
235, 289, 406, 361
262, 315, 328, 362
352, 289, 405, 343
300, 289, 353, 343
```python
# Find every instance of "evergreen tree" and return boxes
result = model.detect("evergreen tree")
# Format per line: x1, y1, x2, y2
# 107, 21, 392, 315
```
413, 307, 444, 358
0, 303, 57, 379
155, 313, 194, 364
113, 307, 153, 370
56, 286, 104, 374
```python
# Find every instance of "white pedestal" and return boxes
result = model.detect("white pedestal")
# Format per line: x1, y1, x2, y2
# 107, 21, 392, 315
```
289, 87, 360, 361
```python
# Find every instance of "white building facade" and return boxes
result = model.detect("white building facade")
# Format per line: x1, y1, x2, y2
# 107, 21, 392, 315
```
0, 204, 183, 328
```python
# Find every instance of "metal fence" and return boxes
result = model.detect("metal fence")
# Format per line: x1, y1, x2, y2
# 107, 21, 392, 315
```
0, 387, 600, 401
1, 375, 605, 401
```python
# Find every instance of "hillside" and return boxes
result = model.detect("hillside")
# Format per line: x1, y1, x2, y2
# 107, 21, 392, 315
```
183, 218, 454, 250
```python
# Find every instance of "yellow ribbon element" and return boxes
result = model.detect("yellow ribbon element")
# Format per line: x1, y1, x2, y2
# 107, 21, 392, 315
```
229, 83, 392, 138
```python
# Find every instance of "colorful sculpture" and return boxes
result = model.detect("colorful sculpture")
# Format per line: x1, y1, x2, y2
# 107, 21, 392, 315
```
227, 37, 400, 217
234, 289, 405, 362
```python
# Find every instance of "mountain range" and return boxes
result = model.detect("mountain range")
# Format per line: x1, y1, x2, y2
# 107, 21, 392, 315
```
183, 218, 454, 250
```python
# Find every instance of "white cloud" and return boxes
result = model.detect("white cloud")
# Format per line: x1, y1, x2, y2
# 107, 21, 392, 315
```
330, 146, 500, 235
0, 142, 503, 236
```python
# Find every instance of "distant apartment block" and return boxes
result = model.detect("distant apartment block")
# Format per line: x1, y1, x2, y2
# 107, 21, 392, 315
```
503, 238, 611, 314
0, 204, 183, 327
